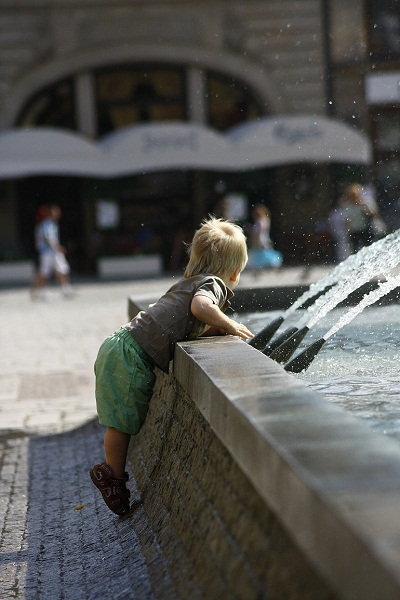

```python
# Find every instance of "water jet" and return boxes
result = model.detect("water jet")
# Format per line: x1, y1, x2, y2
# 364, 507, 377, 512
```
286, 272, 400, 372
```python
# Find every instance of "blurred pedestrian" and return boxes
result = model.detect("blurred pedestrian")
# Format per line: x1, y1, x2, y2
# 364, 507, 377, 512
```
31, 204, 73, 300
32, 205, 49, 269
247, 203, 283, 271
342, 184, 375, 253
362, 184, 388, 241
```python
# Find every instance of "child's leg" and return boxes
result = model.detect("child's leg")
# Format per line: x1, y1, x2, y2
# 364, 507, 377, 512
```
90, 427, 132, 515
104, 427, 131, 477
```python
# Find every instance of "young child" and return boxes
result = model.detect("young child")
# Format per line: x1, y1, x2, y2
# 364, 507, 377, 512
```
90, 217, 254, 516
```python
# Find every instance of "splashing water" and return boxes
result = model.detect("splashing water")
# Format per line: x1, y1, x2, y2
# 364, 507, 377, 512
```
285, 228, 400, 318
302, 230, 400, 329
324, 273, 400, 339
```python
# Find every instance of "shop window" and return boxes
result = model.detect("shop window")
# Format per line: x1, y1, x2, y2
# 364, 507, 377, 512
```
206, 72, 263, 131
17, 79, 76, 129
95, 66, 186, 135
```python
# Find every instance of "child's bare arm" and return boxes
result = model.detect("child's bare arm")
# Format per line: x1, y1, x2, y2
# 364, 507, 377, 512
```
200, 325, 225, 337
191, 295, 254, 340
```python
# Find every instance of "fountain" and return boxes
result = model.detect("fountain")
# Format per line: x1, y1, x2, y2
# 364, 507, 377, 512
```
259, 228, 400, 350
296, 301, 400, 442
285, 271, 400, 372
127, 235, 400, 599
241, 255, 400, 446
259, 229, 400, 366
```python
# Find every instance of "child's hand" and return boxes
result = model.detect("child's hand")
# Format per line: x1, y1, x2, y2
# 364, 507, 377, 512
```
224, 319, 254, 341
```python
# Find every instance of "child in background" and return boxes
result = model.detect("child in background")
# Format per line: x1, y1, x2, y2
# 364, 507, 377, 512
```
248, 203, 283, 270
90, 217, 254, 516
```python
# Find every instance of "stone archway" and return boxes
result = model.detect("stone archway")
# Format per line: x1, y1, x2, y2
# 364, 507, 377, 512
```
1, 44, 287, 274
0, 44, 285, 129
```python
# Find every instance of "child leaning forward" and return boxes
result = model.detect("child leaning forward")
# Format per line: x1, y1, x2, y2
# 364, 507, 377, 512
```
90, 217, 254, 515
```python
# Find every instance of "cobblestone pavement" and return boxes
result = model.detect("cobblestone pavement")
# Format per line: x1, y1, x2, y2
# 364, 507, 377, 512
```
0, 268, 326, 599
0, 278, 177, 600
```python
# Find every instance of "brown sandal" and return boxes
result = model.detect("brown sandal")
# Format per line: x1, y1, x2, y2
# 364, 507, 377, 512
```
90, 462, 131, 516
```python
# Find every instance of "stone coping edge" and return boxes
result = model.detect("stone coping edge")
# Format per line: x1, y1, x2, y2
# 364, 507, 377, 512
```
174, 337, 400, 600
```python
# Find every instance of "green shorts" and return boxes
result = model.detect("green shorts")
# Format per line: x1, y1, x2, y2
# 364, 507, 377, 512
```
94, 327, 156, 435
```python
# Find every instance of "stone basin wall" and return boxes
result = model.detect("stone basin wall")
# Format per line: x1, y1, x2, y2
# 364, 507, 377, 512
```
127, 297, 400, 600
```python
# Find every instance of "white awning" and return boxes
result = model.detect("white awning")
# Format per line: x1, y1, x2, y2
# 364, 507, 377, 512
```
0, 116, 372, 179
225, 115, 372, 166
0, 127, 104, 178
101, 121, 236, 176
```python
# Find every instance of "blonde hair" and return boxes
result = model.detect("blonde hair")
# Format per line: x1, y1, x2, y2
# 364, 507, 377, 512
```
184, 217, 248, 278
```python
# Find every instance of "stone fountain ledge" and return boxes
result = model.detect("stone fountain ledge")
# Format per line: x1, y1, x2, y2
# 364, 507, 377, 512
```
127, 295, 400, 600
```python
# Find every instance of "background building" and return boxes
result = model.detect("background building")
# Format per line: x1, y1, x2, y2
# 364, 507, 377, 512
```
0, 0, 398, 274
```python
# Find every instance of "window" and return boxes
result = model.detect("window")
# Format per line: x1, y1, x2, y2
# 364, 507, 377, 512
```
95, 66, 186, 135
206, 72, 263, 131
16, 65, 264, 137
17, 79, 76, 128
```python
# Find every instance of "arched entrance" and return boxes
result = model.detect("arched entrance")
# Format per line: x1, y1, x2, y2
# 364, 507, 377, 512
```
5, 48, 279, 273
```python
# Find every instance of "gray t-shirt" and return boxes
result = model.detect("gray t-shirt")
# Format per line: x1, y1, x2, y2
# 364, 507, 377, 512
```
124, 274, 233, 372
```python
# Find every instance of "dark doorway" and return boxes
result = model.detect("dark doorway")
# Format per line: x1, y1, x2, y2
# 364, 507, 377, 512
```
85, 171, 194, 273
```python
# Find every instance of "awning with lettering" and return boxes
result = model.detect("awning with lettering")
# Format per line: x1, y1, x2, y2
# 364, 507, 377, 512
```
0, 116, 372, 179
225, 115, 372, 167
101, 121, 236, 176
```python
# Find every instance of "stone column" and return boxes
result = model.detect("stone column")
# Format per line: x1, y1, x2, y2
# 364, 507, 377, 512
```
74, 72, 97, 139
187, 67, 208, 226
187, 66, 206, 124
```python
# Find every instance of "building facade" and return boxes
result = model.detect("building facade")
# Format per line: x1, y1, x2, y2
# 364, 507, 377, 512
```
0, 0, 398, 272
